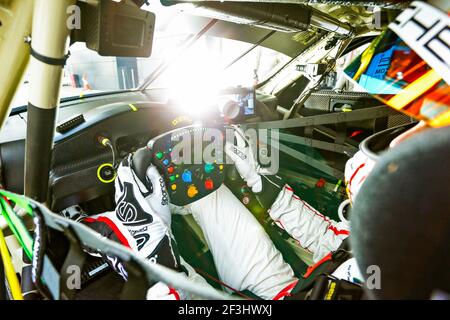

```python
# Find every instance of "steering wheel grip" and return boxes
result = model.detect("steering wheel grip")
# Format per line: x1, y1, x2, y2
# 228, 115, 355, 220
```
131, 147, 153, 185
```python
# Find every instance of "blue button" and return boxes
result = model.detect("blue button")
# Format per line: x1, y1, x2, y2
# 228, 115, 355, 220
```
163, 159, 169, 166
182, 171, 192, 183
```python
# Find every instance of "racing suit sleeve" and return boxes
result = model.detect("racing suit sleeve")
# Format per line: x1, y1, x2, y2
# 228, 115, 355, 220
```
266, 149, 378, 267
268, 184, 350, 263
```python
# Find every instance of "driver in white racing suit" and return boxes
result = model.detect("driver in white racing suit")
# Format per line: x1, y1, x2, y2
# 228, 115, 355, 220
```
72, 124, 376, 300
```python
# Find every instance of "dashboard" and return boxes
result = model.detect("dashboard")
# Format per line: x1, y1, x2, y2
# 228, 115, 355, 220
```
49, 102, 174, 211
0, 88, 278, 212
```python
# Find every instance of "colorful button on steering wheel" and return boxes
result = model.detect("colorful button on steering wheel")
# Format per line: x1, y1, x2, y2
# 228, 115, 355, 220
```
182, 171, 192, 183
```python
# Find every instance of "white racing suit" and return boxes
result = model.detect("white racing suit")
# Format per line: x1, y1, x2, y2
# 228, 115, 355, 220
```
79, 155, 213, 300
80, 152, 359, 300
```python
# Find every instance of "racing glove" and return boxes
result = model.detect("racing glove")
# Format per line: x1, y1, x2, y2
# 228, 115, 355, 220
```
82, 152, 186, 299
224, 125, 271, 193
224, 125, 286, 209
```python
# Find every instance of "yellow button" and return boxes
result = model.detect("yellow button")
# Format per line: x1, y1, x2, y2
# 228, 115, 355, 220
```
219, 165, 224, 171
187, 185, 198, 198
171, 184, 177, 191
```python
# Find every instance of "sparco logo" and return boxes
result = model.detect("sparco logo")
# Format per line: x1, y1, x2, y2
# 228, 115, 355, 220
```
130, 226, 148, 236
116, 182, 153, 226
117, 201, 138, 224
232, 146, 247, 161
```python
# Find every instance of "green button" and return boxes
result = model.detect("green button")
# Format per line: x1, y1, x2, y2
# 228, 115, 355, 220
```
204, 163, 214, 174
169, 175, 176, 182
156, 152, 163, 159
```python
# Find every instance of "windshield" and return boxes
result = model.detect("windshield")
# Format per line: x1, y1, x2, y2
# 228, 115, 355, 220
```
10, 3, 289, 110
141, 32, 289, 89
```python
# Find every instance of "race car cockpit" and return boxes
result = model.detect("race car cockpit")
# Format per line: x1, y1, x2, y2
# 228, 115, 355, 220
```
0, 0, 448, 301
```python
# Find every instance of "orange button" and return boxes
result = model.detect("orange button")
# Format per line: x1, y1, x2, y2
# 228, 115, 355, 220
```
187, 185, 198, 198
167, 166, 174, 174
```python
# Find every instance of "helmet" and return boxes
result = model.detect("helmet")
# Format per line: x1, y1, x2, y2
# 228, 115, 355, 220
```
344, 1, 450, 127
350, 125, 450, 299
347, 1, 450, 299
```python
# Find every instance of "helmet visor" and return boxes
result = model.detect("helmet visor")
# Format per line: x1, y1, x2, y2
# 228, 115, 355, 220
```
344, 2, 450, 127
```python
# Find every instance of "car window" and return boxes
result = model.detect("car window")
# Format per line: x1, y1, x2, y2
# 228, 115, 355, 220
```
11, 15, 289, 110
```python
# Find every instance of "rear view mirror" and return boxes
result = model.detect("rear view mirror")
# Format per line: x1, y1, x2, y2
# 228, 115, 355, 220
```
72, 0, 155, 57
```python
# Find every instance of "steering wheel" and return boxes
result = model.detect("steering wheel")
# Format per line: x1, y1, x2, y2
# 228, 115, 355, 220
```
141, 125, 226, 206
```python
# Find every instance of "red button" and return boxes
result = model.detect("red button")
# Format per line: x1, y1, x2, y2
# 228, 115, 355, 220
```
204, 179, 214, 190
167, 166, 174, 174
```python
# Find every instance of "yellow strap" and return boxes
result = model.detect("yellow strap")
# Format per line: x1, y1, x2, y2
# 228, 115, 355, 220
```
325, 282, 336, 300
353, 33, 383, 81
128, 103, 138, 112
0, 227, 23, 300
387, 69, 442, 110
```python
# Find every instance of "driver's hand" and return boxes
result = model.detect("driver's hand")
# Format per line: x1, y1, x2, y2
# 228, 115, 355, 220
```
84, 155, 186, 298
143, 165, 171, 227
114, 154, 171, 236
225, 125, 269, 193
86, 155, 174, 262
